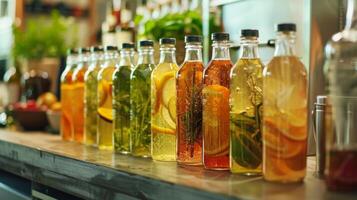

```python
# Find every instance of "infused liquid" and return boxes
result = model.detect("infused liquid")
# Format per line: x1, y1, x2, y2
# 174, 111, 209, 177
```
151, 62, 179, 161
230, 58, 263, 174
203, 59, 232, 169
177, 61, 204, 165
263, 56, 307, 182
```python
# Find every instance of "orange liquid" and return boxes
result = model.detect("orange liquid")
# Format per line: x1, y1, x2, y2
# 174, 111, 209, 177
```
72, 66, 87, 143
202, 59, 232, 170
176, 61, 204, 165
60, 69, 74, 141
263, 56, 307, 182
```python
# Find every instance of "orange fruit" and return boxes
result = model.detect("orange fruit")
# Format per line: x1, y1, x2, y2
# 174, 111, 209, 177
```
98, 107, 113, 122
51, 102, 62, 111
202, 85, 230, 156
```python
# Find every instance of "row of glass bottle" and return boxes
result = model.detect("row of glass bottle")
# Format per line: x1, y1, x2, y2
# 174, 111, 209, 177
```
60, 23, 307, 183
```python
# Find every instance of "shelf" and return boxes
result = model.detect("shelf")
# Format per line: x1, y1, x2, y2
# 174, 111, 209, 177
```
0, 130, 355, 199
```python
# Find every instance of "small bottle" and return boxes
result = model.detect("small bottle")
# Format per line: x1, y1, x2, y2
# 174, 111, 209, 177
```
60, 49, 78, 141
113, 43, 135, 154
230, 29, 263, 175
72, 47, 90, 143
97, 46, 119, 150
203, 32, 232, 170
176, 35, 204, 165
84, 46, 104, 146
263, 23, 307, 183
151, 38, 179, 161
130, 40, 155, 157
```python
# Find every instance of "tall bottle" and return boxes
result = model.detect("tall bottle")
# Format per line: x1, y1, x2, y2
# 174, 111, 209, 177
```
203, 33, 232, 170
60, 49, 78, 141
230, 30, 263, 174
177, 35, 204, 165
72, 47, 90, 143
263, 23, 307, 182
113, 43, 135, 154
130, 40, 155, 157
84, 46, 104, 146
325, 0, 357, 191
151, 38, 179, 161
97, 46, 119, 150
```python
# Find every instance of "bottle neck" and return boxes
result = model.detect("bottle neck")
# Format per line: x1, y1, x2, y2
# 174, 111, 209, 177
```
345, 0, 357, 30
137, 47, 155, 65
67, 55, 78, 69
211, 41, 230, 60
159, 45, 177, 64
239, 37, 259, 59
184, 42, 203, 61
104, 50, 119, 66
274, 32, 297, 56
119, 49, 134, 66
79, 53, 90, 64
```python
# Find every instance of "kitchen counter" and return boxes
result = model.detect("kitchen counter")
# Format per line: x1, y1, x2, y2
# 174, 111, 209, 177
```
0, 130, 355, 200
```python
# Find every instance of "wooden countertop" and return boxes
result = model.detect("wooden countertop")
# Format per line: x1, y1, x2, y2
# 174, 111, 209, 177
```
0, 130, 355, 200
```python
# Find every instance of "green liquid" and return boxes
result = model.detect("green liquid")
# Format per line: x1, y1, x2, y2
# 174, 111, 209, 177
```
84, 69, 99, 145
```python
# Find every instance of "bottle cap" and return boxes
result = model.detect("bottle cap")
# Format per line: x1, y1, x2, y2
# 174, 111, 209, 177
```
105, 46, 118, 51
211, 32, 230, 41
91, 46, 104, 52
122, 43, 135, 49
139, 40, 154, 47
276, 23, 296, 32
79, 47, 91, 54
241, 29, 259, 37
67, 48, 78, 55
160, 38, 176, 45
185, 35, 202, 43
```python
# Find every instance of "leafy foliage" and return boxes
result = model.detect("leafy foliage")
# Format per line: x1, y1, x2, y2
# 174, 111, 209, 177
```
13, 11, 76, 59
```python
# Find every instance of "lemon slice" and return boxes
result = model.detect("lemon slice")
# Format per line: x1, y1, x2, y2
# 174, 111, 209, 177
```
98, 107, 113, 122
168, 97, 176, 122
162, 77, 175, 107
152, 124, 175, 135
161, 107, 176, 130
153, 72, 175, 114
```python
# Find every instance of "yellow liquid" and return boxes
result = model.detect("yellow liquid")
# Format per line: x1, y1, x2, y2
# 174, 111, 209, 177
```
151, 62, 178, 161
230, 58, 263, 175
97, 65, 115, 150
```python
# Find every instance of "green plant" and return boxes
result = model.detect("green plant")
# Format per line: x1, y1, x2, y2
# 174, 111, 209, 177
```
135, 10, 220, 41
12, 10, 76, 59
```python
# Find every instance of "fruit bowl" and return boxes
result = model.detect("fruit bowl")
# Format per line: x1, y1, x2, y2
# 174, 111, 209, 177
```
46, 110, 60, 132
12, 109, 49, 131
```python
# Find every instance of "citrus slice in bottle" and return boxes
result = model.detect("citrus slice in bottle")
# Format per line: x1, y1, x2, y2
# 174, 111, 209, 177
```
152, 124, 175, 135
161, 106, 176, 130
98, 107, 113, 122
98, 80, 110, 107
167, 97, 176, 122
153, 71, 175, 114
202, 85, 230, 156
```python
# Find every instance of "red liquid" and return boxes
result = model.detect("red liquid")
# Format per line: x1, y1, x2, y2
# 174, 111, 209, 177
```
326, 149, 357, 191
202, 59, 232, 170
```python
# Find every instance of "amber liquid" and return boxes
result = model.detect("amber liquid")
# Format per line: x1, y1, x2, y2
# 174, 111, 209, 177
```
326, 148, 357, 191
263, 56, 307, 182
60, 68, 75, 141
177, 61, 204, 165
202, 59, 232, 170
72, 66, 87, 143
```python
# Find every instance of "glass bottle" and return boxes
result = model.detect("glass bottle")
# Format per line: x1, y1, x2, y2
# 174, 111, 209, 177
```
263, 23, 307, 182
60, 49, 78, 141
113, 43, 135, 154
203, 33, 232, 170
151, 38, 179, 161
130, 40, 155, 157
97, 46, 119, 150
230, 30, 263, 175
325, 0, 357, 191
84, 46, 104, 146
177, 35, 204, 165
72, 47, 90, 143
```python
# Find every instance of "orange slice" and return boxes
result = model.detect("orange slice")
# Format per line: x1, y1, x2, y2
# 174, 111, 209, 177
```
202, 85, 230, 156
98, 107, 113, 122
152, 124, 175, 135
264, 116, 307, 141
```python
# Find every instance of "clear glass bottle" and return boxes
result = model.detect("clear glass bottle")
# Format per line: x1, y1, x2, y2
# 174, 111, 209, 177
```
263, 23, 307, 182
72, 47, 90, 143
203, 33, 232, 170
325, 0, 357, 191
230, 29, 263, 175
84, 46, 104, 146
97, 46, 119, 150
60, 49, 78, 141
130, 40, 155, 157
151, 38, 179, 161
177, 35, 204, 165
113, 43, 135, 154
